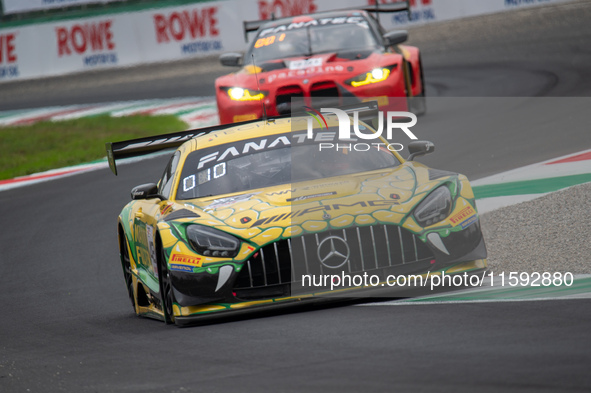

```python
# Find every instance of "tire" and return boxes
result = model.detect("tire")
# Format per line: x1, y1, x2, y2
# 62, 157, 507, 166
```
158, 244, 176, 324
410, 58, 427, 116
410, 92, 426, 117
119, 234, 137, 313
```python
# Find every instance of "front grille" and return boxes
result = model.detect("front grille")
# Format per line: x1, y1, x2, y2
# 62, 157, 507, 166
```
232, 225, 434, 299
310, 81, 341, 107
276, 85, 304, 115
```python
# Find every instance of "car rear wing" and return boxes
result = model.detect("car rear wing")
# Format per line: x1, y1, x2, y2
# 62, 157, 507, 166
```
105, 100, 379, 175
362, 1, 410, 14
243, 20, 267, 42
242, 1, 410, 42
105, 122, 241, 175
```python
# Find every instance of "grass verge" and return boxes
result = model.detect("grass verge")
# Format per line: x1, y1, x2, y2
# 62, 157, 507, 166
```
0, 115, 187, 181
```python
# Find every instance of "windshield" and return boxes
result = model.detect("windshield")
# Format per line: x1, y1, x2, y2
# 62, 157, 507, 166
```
176, 132, 399, 200
247, 17, 379, 63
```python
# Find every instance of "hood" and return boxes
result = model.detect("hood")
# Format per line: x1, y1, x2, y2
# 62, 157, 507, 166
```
168, 164, 455, 246
217, 50, 386, 87
257, 49, 378, 72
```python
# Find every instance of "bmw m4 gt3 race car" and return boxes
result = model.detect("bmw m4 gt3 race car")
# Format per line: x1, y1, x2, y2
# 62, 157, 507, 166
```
215, 2, 425, 124
107, 104, 486, 326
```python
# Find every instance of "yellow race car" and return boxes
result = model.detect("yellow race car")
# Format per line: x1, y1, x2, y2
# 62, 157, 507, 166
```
107, 104, 487, 326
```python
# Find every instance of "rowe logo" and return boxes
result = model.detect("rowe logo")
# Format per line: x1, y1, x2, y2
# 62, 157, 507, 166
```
56, 21, 115, 56
258, 0, 318, 19
305, 107, 418, 151
153, 7, 219, 43
0, 33, 17, 64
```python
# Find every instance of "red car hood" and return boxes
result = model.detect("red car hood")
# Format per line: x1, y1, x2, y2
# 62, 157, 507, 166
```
217, 50, 390, 87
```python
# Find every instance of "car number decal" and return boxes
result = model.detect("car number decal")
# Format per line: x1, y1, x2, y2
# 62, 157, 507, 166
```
289, 58, 323, 70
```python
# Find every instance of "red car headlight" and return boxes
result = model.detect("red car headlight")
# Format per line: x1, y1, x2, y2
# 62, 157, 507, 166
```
222, 87, 267, 101
346, 66, 394, 87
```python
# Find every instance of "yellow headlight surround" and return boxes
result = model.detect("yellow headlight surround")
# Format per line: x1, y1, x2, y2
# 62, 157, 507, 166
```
227, 87, 266, 101
349, 68, 391, 87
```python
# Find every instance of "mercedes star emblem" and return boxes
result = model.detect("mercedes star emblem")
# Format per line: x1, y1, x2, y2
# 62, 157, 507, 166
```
317, 236, 350, 269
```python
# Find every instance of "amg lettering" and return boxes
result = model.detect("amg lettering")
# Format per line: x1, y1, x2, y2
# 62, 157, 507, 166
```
295, 205, 329, 217
331, 201, 367, 210
247, 200, 392, 228
368, 200, 397, 207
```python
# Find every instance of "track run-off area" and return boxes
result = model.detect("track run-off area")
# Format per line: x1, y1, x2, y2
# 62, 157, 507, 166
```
1, 1, 591, 392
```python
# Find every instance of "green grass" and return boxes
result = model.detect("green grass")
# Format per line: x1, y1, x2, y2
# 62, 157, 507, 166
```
0, 115, 187, 181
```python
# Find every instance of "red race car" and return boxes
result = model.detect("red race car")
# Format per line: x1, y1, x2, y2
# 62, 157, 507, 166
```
215, 3, 425, 124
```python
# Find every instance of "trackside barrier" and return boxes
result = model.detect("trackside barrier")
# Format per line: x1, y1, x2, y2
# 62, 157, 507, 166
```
2, 0, 127, 15
0, 0, 570, 83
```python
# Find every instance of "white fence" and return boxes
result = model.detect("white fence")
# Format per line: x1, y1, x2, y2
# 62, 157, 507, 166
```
2, 0, 127, 15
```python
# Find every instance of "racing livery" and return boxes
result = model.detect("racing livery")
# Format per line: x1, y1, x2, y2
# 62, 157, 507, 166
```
215, 3, 425, 124
107, 106, 486, 326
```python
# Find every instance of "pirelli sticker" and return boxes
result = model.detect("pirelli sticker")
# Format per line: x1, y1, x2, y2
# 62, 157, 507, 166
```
449, 206, 476, 228
170, 253, 202, 266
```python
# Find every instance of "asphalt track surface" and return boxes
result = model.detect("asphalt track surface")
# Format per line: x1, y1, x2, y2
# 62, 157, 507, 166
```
1, 2, 591, 392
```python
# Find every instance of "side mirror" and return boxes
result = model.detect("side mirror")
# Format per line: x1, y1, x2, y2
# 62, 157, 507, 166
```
407, 141, 435, 161
131, 183, 160, 200
219, 53, 243, 67
383, 30, 408, 47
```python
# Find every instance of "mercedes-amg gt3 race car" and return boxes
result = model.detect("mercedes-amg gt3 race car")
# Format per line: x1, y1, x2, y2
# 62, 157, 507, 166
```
215, 2, 425, 124
107, 104, 486, 326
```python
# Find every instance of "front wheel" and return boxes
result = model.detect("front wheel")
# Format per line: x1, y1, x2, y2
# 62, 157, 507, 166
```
158, 245, 176, 324
409, 92, 426, 116
410, 58, 427, 116
119, 234, 137, 313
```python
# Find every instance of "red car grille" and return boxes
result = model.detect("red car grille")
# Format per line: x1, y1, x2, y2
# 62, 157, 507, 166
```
310, 81, 339, 95
276, 85, 304, 115
275, 82, 342, 114
311, 81, 341, 107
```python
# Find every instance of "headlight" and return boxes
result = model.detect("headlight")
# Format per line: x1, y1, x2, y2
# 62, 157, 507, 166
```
186, 225, 240, 258
346, 67, 391, 87
413, 186, 453, 227
226, 87, 267, 101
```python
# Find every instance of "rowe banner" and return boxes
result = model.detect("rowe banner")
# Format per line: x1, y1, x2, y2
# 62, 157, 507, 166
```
2, 0, 126, 15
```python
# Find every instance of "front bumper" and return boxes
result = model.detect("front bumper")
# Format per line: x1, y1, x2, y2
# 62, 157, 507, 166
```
216, 73, 409, 124
168, 218, 487, 316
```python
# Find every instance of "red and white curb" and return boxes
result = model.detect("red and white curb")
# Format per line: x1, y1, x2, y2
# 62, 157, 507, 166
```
0, 162, 109, 192
0, 152, 172, 192
472, 149, 591, 213
0, 97, 219, 129
0, 97, 220, 192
